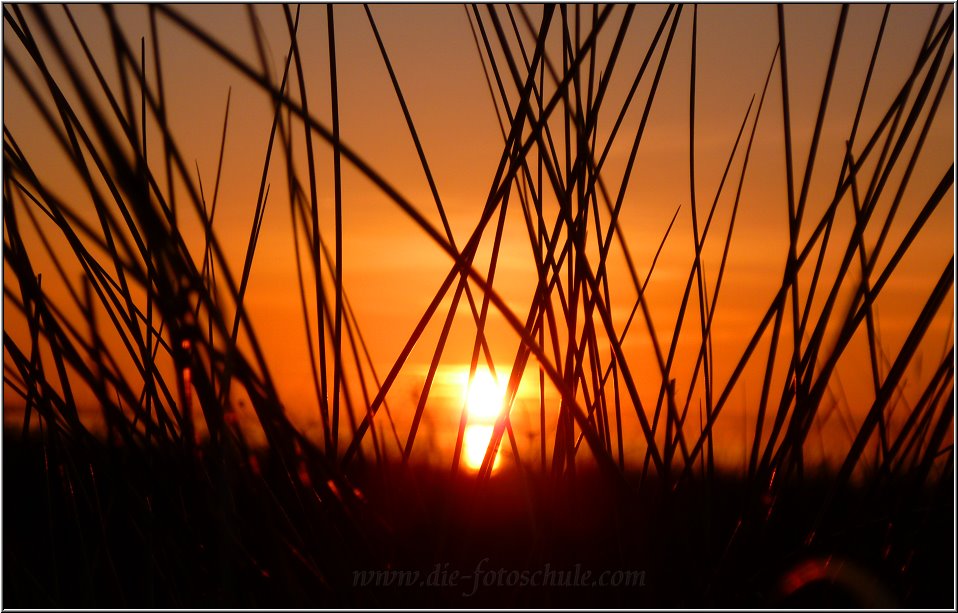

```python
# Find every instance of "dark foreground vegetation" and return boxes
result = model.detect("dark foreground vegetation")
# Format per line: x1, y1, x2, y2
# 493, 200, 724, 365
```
5, 434, 952, 607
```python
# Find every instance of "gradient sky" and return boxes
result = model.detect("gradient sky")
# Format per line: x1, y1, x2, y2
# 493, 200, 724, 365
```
3, 3, 954, 471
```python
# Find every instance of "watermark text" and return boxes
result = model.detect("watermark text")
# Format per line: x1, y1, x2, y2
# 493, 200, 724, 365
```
352, 559, 646, 597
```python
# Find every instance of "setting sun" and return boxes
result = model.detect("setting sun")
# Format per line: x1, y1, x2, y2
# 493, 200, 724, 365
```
462, 425, 501, 472
460, 369, 507, 471
463, 369, 507, 422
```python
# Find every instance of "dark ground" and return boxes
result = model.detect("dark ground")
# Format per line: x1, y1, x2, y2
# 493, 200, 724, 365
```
4, 432, 953, 608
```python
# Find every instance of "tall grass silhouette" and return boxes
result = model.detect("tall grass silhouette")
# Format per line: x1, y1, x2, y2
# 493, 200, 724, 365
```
2, 4, 954, 607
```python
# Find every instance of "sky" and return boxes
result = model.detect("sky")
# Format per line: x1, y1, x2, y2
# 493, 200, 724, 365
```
2, 3, 954, 473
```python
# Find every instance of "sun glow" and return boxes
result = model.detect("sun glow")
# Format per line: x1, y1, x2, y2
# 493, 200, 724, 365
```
463, 425, 502, 471
460, 368, 507, 471
464, 368, 507, 421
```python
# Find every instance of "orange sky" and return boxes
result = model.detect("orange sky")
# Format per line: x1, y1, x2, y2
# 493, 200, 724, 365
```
2, 4, 954, 474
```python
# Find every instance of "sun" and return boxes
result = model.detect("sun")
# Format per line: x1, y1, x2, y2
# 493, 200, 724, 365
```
459, 368, 507, 471
464, 368, 507, 422
463, 425, 502, 471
